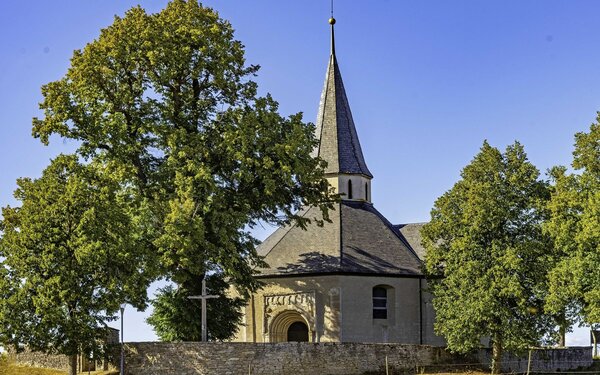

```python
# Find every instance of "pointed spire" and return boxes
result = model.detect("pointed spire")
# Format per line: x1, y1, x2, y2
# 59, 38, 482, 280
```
312, 17, 373, 179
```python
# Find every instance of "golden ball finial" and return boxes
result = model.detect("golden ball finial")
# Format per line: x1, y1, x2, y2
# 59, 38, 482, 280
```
329, 17, 336, 25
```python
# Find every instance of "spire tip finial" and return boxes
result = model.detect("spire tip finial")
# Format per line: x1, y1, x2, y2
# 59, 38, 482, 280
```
329, 0, 336, 55
329, 0, 335, 25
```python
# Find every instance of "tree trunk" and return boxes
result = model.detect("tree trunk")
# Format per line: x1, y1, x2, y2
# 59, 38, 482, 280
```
491, 336, 503, 375
68, 353, 77, 375
593, 326, 598, 358
559, 324, 566, 347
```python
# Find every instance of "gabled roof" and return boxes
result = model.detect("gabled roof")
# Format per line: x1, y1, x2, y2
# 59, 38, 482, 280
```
311, 29, 372, 178
256, 202, 423, 277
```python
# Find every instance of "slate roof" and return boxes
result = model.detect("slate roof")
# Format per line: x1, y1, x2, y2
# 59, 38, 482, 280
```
395, 223, 427, 261
312, 50, 373, 178
256, 201, 423, 277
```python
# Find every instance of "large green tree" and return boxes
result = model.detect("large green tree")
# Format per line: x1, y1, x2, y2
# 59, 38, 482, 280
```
422, 141, 553, 374
31, 0, 331, 310
26, 0, 333, 348
545, 122, 600, 334
0, 155, 152, 375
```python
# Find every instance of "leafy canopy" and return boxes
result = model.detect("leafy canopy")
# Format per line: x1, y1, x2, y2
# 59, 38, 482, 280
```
21, 0, 334, 347
31, 0, 333, 294
545, 121, 600, 324
422, 141, 553, 371
0, 155, 151, 358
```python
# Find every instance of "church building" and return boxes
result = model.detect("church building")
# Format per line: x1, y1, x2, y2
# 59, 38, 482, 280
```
233, 18, 444, 345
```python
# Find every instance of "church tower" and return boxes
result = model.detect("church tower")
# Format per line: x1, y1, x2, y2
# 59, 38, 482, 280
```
313, 17, 373, 202
233, 16, 444, 347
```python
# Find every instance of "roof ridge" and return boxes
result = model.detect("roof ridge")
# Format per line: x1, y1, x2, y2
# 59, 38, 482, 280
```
396, 222, 428, 227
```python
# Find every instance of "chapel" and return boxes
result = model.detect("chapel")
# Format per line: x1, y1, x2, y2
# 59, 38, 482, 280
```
233, 17, 444, 345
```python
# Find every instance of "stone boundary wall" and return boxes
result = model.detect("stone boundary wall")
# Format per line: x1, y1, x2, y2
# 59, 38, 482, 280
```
125, 343, 594, 375
9, 349, 70, 371
124, 342, 466, 375
9, 345, 119, 372
10, 343, 593, 374
477, 346, 593, 373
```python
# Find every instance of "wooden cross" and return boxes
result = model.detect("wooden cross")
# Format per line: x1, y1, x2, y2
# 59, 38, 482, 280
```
187, 279, 219, 342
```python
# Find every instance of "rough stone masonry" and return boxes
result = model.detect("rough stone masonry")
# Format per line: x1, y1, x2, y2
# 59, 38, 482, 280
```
122, 342, 593, 375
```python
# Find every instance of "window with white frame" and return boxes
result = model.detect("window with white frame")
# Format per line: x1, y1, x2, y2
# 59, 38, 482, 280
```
373, 286, 387, 319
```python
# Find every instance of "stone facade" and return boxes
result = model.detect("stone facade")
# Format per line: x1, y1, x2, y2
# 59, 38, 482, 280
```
234, 274, 444, 345
331, 175, 371, 202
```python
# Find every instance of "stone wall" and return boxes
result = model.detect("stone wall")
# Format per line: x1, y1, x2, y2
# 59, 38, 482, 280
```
9, 350, 70, 371
124, 343, 594, 375
10, 346, 119, 372
11, 342, 593, 374
123, 342, 463, 375
477, 346, 593, 373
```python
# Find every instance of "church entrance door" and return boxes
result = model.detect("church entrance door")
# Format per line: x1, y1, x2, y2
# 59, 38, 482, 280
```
269, 310, 312, 342
287, 321, 309, 342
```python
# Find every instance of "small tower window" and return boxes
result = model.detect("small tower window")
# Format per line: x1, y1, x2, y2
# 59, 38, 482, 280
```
373, 287, 387, 319
365, 182, 368, 200
347, 180, 353, 199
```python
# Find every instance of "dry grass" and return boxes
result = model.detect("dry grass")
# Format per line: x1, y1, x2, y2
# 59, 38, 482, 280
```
0, 354, 118, 375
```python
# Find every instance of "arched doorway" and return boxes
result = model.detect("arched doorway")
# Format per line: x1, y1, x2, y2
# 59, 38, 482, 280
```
287, 321, 309, 342
269, 310, 312, 342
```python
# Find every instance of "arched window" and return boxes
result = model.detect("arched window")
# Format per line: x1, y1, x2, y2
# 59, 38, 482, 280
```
373, 287, 387, 319
365, 182, 368, 200
348, 180, 353, 199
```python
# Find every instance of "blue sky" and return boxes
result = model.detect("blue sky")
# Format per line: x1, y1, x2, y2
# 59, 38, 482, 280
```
0, 1, 598, 345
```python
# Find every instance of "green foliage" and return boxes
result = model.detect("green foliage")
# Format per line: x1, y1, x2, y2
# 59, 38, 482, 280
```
30, 0, 332, 295
545, 121, 600, 324
6, 0, 333, 356
0, 155, 151, 360
146, 273, 245, 341
422, 141, 553, 372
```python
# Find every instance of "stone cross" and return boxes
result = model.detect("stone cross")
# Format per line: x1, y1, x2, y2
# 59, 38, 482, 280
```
187, 279, 218, 342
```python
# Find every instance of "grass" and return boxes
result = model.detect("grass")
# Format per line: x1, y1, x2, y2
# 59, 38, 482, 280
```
0, 354, 118, 375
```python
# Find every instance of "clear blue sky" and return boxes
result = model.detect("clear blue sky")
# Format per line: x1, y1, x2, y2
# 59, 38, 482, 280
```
1, 1, 598, 345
